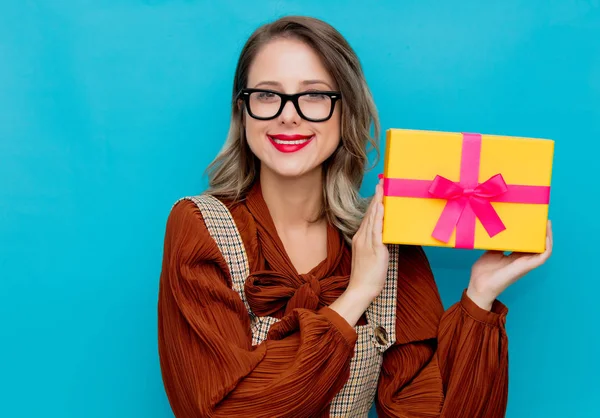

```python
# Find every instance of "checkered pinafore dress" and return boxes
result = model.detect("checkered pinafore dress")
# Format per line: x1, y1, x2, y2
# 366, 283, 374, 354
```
183, 194, 399, 417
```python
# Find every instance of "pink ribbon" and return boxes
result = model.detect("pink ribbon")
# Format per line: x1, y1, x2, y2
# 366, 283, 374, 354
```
382, 133, 551, 249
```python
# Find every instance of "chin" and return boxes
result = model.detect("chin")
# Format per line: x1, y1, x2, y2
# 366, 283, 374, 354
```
265, 160, 321, 179
272, 166, 314, 179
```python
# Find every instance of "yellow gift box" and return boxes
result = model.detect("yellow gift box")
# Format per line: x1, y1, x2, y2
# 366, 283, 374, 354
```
381, 129, 554, 253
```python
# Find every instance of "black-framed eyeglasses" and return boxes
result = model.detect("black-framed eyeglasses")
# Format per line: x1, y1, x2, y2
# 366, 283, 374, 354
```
238, 88, 342, 122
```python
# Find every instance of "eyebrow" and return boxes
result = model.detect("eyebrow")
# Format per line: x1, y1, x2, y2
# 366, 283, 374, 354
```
253, 80, 335, 90
302, 79, 334, 89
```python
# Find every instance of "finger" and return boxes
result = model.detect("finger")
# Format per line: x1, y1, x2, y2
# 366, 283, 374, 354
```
528, 220, 553, 265
538, 237, 552, 264
505, 251, 533, 261
500, 252, 543, 282
371, 184, 385, 247
365, 183, 383, 245
364, 197, 377, 246
491, 251, 518, 268
358, 189, 377, 229
358, 188, 378, 243
355, 202, 369, 235
369, 183, 383, 226
372, 201, 384, 247
538, 220, 553, 258
508, 251, 547, 277
547, 220, 553, 253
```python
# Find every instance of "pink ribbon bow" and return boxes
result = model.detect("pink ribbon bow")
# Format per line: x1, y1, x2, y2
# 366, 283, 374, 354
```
382, 132, 551, 249
428, 173, 508, 244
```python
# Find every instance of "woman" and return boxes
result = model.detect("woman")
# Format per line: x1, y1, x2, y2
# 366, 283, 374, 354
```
157, 16, 552, 418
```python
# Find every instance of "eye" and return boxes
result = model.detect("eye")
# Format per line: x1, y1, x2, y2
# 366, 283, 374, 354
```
304, 92, 328, 101
257, 92, 275, 99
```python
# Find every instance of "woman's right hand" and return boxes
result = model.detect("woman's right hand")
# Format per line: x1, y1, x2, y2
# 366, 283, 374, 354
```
329, 179, 389, 326
348, 178, 389, 300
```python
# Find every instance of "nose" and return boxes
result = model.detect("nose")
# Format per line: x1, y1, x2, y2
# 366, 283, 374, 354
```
278, 99, 301, 125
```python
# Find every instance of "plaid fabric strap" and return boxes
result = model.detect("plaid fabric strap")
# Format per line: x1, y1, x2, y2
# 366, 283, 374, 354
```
328, 245, 399, 417
180, 194, 254, 319
181, 194, 277, 344
365, 244, 398, 352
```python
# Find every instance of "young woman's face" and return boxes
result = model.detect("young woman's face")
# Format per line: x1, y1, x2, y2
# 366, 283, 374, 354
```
243, 38, 342, 180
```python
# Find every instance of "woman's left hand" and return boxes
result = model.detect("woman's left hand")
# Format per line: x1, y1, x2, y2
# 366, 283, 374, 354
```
467, 220, 553, 311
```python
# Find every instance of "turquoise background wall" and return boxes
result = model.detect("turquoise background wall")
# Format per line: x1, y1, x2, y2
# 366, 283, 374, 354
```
1, 1, 599, 417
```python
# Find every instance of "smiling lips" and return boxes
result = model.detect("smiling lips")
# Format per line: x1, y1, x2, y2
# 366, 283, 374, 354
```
268, 134, 314, 153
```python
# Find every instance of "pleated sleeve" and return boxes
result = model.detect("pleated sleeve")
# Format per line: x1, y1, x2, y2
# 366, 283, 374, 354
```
376, 246, 509, 418
157, 200, 357, 418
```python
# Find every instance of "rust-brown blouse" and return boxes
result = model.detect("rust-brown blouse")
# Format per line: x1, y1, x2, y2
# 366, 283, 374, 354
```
158, 182, 509, 417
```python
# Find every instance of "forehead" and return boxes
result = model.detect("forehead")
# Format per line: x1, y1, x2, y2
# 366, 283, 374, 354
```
247, 38, 336, 89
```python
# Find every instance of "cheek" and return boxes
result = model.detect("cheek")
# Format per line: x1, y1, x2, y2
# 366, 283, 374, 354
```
320, 114, 342, 150
244, 118, 270, 151
244, 116, 270, 160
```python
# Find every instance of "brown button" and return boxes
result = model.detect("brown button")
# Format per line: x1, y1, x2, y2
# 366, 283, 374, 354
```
374, 326, 388, 345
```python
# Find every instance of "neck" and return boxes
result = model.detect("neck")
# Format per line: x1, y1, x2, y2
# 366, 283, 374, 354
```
259, 166, 324, 230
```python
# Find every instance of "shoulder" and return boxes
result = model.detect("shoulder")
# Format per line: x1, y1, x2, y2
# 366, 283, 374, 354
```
167, 196, 205, 226
164, 194, 257, 266
166, 194, 247, 233
163, 197, 220, 264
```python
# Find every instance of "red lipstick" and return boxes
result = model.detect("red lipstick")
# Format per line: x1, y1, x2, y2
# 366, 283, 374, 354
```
268, 134, 314, 153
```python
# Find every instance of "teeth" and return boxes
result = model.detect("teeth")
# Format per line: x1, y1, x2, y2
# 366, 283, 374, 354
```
272, 138, 310, 145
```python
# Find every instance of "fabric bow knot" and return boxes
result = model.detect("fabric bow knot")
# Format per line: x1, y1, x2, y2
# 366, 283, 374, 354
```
428, 173, 508, 243
245, 270, 347, 317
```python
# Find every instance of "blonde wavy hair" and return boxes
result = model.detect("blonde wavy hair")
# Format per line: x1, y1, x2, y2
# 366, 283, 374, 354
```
206, 16, 380, 243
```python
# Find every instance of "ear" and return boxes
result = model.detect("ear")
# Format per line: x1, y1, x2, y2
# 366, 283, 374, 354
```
237, 99, 246, 126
